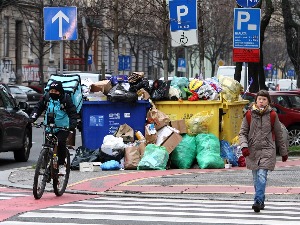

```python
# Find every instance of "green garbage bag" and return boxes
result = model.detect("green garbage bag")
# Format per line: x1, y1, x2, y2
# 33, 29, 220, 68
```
137, 144, 169, 170
195, 133, 224, 169
171, 134, 197, 169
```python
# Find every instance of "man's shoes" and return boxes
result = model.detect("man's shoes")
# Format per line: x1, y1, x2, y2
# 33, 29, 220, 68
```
252, 202, 264, 212
58, 165, 66, 175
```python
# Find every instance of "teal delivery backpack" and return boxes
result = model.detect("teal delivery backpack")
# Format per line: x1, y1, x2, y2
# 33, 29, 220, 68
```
45, 74, 83, 114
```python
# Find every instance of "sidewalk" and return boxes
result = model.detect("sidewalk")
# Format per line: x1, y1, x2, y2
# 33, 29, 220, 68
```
3, 156, 300, 201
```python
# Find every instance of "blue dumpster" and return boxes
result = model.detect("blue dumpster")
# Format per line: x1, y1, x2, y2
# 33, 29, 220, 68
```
81, 100, 150, 149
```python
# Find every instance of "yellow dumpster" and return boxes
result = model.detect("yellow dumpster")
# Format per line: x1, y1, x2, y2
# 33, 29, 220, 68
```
220, 100, 249, 143
154, 100, 222, 138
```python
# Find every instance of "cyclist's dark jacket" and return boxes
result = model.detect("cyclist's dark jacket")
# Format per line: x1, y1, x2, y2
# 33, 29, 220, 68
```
31, 92, 77, 131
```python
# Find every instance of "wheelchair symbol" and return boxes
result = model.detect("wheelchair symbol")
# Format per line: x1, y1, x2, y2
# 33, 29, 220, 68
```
180, 32, 188, 45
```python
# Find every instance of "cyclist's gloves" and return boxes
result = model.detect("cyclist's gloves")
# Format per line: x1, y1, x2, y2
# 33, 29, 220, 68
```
29, 113, 38, 123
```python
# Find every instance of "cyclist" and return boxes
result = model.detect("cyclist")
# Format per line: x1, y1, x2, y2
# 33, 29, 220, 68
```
30, 81, 77, 175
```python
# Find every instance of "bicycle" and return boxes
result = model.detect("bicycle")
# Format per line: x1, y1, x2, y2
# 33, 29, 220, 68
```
32, 121, 71, 199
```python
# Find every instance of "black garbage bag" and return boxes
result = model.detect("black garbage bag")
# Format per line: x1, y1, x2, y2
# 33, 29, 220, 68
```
107, 83, 138, 103
129, 78, 151, 94
150, 80, 171, 100
70, 146, 100, 170
99, 148, 124, 163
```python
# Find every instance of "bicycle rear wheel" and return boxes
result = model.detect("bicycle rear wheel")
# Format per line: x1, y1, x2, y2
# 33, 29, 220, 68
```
53, 150, 70, 196
33, 148, 51, 199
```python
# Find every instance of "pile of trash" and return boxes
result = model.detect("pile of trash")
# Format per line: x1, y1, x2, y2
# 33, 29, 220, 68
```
81, 73, 244, 103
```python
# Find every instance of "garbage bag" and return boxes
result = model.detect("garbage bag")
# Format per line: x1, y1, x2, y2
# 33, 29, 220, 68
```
107, 83, 138, 103
195, 133, 224, 169
220, 140, 238, 167
137, 144, 169, 170
150, 80, 171, 101
187, 111, 214, 135
171, 134, 197, 169
70, 146, 100, 170
100, 160, 121, 170
99, 149, 124, 163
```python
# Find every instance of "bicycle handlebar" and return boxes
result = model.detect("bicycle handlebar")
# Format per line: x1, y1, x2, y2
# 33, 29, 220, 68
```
32, 122, 71, 132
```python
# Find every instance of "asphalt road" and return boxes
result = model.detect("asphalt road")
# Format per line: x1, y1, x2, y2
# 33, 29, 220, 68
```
0, 125, 82, 171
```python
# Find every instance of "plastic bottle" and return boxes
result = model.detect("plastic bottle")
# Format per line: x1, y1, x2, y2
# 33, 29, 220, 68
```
135, 130, 145, 140
53, 153, 58, 169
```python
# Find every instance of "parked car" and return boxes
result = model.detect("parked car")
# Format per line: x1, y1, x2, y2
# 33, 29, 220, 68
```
28, 84, 43, 94
243, 92, 300, 146
268, 91, 300, 111
16, 85, 43, 114
8, 85, 28, 105
0, 84, 32, 162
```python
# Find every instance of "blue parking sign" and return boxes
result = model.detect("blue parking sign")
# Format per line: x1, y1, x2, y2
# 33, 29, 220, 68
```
287, 70, 295, 77
169, 0, 197, 31
233, 8, 261, 49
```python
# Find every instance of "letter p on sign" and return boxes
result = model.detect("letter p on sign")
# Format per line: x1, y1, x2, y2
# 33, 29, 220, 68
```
177, 5, 188, 24
237, 11, 257, 31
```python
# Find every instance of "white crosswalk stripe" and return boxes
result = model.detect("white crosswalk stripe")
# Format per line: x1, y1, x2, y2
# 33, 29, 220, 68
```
2, 196, 300, 225
0, 192, 30, 200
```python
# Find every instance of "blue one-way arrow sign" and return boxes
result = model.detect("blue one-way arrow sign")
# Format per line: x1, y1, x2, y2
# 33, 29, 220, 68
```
44, 7, 77, 41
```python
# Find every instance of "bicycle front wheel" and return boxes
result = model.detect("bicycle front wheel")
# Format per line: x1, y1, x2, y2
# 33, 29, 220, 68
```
53, 150, 70, 196
33, 148, 51, 199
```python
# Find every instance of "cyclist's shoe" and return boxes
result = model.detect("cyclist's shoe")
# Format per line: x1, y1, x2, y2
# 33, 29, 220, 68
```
58, 165, 66, 175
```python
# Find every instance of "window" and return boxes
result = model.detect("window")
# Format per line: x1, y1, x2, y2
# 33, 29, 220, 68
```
0, 95, 3, 107
28, 20, 34, 60
276, 96, 289, 108
0, 88, 15, 108
3, 16, 9, 57
288, 95, 300, 108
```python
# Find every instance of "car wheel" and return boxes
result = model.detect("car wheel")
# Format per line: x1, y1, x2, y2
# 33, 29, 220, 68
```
14, 128, 31, 162
288, 126, 300, 146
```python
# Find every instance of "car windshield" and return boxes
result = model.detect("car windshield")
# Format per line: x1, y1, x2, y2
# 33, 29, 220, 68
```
9, 86, 26, 94
289, 95, 300, 108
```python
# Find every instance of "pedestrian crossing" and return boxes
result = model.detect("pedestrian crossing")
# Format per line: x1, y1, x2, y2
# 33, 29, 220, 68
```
2, 196, 300, 225
0, 187, 30, 200
0, 192, 30, 200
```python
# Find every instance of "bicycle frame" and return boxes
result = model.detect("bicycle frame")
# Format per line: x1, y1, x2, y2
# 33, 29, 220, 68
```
33, 122, 71, 199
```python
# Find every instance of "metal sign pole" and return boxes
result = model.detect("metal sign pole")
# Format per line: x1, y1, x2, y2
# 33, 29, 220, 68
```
185, 47, 189, 78
244, 62, 248, 89
60, 41, 64, 75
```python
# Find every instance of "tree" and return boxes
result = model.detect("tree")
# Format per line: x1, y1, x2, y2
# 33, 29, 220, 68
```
281, 0, 300, 87
199, 1, 235, 78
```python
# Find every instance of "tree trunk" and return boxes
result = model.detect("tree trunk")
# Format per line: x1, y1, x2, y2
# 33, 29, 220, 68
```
162, 0, 169, 80
281, 0, 300, 88
113, 0, 119, 75
198, 1, 205, 78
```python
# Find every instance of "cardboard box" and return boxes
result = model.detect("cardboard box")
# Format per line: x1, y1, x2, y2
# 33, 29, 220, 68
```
161, 132, 182, 154
156, 126, 174, 146
80, 162, 102, 172
156, 126, 182, 154
170, 120, 187, 134
90, 80, 112, 95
